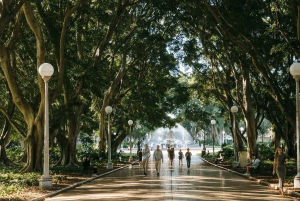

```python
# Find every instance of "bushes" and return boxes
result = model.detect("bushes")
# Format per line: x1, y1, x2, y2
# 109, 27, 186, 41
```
258, 143, 275, 161
50, 165, 82, 174
76, 144, 99, 161
219, 144, 234, 160
0, 165, 40, 197
200, 144, 234, 160
214, 143, 275, 162
6, 144, 23, 162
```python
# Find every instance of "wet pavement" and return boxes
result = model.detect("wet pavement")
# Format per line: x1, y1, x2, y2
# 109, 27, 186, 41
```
44, 149, 293, 201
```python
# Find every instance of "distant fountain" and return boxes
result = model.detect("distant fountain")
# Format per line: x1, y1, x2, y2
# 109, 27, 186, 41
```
148, 124, 195, 149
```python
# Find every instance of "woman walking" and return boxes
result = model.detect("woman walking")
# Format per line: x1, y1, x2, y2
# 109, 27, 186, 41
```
273, 147, 288, 196
178, 149, 183, 165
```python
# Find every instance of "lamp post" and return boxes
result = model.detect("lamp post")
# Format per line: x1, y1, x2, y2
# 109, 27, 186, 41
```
290, 62, 300, 187
231, 105, 239, 168
211, 120, 216, 160
105, 106, 113, 170
128, 120, 133, 162
201, 130, 206, 157
38, 63, 54, 190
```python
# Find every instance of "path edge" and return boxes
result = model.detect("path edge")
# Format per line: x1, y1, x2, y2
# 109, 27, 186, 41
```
31, 163, 134, 201
200, 157, 300, 198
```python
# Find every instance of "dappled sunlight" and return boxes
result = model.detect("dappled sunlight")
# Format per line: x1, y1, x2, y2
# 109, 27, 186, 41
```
46, 150, 292, 200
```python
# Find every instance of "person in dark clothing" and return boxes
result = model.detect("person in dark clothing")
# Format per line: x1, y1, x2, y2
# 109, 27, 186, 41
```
273, 147, 288, 196
185, 148, 192, 168
169, 147, 175, 165
82, 155, 97, 176
167, 146, 171, 162
178, 149, 183, 165
82, 155, 91, 169
137, 148, 143, 166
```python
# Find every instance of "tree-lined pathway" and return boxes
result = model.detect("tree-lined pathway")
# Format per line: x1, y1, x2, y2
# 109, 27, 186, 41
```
44, 149, 292, 200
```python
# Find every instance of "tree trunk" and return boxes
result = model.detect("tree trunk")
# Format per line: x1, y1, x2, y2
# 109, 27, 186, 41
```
0, 95, 15, 165
0, 120, 13, 165
242, 68, 258, 158
55, 104, 83, 166
0, 140, 10, 165
112, 130, 126, 153
55, 131, 69, 166
21, 120, 44, 172
66, 104, 83, 165
99, 55, 127, 156
98, 110, 107, 158
0, 42, 45, 172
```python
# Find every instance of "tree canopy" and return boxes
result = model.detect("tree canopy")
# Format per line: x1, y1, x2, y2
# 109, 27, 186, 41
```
0, 0, 299, 171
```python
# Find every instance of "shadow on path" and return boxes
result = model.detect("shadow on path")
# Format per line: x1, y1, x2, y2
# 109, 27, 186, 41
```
42, 149, 293, 201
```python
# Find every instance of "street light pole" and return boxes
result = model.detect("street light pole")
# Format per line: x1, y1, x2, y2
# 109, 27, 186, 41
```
38, 63, 54, 190
105, 106, 113, 170
290, 62, 300, 187
128, 120, 133, 162
211, 120, 216, 160
231, 106, 239, 168
201, 130, 206, 157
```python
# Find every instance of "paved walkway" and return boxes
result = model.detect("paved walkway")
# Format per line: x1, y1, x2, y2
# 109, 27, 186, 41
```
44, 150, 293, 201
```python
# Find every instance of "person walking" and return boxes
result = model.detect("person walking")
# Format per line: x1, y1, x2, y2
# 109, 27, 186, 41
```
178, 149, 183, 165
153, 145, 164, 176
169, 147, 175, 165
273, 147, 288, 196
142, 144, 150, 175
167, 146, 171, 162
185, 148, 192, 168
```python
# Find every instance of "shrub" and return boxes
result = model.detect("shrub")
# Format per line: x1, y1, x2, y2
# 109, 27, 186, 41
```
0, 165, 40, 197
258, 143, 275, 161
49, 146, 60, 163
218, 144, 234, 160
50, 165, 82, 174
6, 144, 23, 162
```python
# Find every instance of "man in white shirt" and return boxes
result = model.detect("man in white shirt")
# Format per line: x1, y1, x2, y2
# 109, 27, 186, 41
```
142, 144, 150, 175
153, 145, 164, 176
244, 154, 260, 175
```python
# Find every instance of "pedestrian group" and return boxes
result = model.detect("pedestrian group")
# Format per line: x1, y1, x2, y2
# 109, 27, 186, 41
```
141, 144, 192, 176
